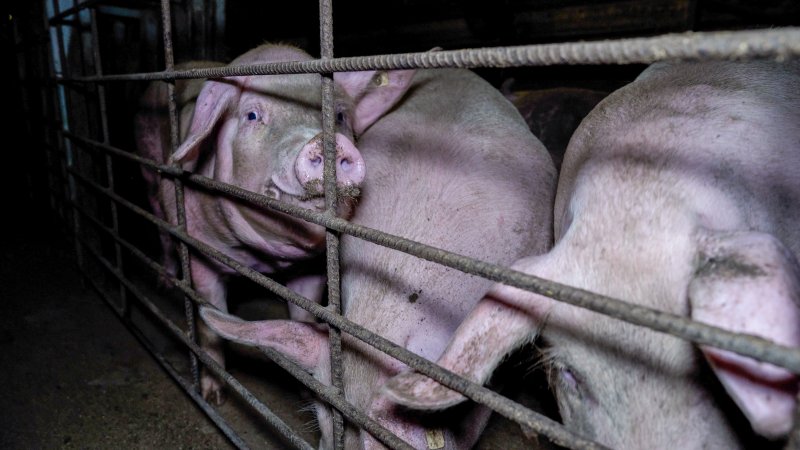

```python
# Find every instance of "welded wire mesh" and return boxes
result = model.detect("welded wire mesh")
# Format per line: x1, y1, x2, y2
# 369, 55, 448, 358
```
35, 0, 800, 449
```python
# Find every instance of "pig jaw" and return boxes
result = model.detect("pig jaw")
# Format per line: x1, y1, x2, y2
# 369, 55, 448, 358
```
545, 321, 745, 450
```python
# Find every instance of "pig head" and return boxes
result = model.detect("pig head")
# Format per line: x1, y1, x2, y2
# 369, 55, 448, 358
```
133, 44, 404, 404
200, 65, 557, 449
385, 59, 800, 448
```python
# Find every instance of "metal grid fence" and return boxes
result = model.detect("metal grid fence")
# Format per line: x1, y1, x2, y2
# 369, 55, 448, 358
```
31, 0, 800, 448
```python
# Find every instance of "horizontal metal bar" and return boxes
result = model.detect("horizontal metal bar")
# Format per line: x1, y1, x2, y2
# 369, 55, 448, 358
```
76, 232, 315, 450
66, 165, 609, 450
57, 27, 800, 83
68, 184, 417, 450
63, 132, 800, 376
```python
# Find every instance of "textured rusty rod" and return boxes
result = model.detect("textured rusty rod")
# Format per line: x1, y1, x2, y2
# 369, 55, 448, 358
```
76, 239, 312, 450
60, 28, 800, 83
66, 165, 611, 450
68, 193, 417, 450
318, 0, 346, 448
159, 0, 201, 390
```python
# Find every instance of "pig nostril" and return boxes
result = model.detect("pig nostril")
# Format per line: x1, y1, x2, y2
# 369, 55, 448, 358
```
310, 156, 322, 167
340, 157, 352, 171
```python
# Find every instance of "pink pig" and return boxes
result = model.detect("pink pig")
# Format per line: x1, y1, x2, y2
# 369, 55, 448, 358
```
386, 60, 800, 448
134, 44, 388, 404
199, 65, 557, 448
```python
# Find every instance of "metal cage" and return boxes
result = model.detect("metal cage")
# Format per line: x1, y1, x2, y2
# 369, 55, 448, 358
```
13, 0, 800, 448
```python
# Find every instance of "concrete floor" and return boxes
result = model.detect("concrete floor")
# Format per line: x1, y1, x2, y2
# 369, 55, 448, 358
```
0, 208, 560, 449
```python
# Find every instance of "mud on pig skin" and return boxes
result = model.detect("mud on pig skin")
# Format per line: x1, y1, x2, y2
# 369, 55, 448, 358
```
201, 64, 557, 449
386, 59, 800, 449
134, 44, 379, 405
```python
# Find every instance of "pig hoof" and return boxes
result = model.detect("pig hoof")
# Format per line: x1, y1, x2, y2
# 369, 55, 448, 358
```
201, 377, 226, 406
383, 372, 468, 410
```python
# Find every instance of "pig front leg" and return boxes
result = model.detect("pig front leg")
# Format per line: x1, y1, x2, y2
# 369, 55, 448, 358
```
384, 255, 555, 410
191, 257, 229, 405
285, 274, 327, 323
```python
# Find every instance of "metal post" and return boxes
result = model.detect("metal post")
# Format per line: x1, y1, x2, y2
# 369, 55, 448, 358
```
160, 0, 201, 391
49, 0, 85, 279
318, 0, 346, 448
88, 7, 127, 315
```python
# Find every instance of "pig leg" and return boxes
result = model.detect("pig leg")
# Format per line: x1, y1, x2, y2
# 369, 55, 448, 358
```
191, 257, 229, 405
384, 257, 554, 410
285, 274, 326, 323
199, 307, 329, 372
689, 230, 800, 439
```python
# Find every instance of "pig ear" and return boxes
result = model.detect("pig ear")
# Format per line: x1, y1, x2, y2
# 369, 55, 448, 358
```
199, 307, 328, 372
171, 80, 239, 168
334, 69, 416, 136
384, 256, 553, 410
689, 231, 800, 439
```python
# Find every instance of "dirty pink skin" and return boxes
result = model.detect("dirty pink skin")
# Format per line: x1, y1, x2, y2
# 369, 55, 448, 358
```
134, 45, 372, 405
201, 66, 556, 449
385, 60, 800, 448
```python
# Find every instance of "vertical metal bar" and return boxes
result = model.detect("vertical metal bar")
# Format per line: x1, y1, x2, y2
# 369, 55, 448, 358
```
319, 1, 346, 449
160, 0, 201, 390
89, 7, 128, 314
50, 0, 85, 277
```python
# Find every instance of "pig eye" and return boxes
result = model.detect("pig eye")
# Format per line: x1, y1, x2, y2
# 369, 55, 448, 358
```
559, 367, 579, 391
246, 111, 259, 121
336, 111, 345, 124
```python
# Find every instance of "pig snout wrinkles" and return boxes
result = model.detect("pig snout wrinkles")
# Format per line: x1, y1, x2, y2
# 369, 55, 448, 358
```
295, 132, 366, 187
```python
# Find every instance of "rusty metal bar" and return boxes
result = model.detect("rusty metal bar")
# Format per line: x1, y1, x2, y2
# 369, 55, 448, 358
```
318, 0, 346, 448
67, 177, 418, 450
59, 27, 800, 83
159, 0, 201, 391
61, 131, 800, 376
88, 7, 128, 314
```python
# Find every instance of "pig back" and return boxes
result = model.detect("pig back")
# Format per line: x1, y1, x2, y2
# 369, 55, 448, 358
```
555, 60, 800, 252
343, 67, 555, 337
339, 67, 555, 397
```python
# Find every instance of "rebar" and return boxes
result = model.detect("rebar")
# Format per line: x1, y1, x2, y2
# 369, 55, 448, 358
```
60, 28, 800, 83
159, 0, 201, 390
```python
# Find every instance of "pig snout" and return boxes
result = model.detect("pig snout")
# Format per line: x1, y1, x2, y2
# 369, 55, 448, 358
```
295, 133, 365, 188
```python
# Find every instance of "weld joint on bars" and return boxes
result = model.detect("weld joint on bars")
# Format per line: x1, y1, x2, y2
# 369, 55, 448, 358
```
55, 27, 800, 84
62, 131, 800, 376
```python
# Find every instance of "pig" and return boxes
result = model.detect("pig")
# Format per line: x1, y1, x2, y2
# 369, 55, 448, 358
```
134, 44, 383, 405
384, 59, 800, 449
199, 65, 557, 448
